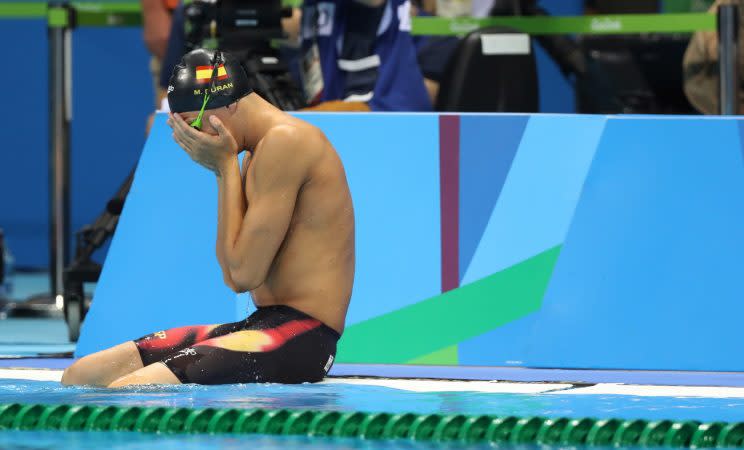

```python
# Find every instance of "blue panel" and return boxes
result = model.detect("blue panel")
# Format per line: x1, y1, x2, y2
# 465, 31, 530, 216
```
458, 313, 539, 366
459, 115, 527, 283
71, 28, 152, 264
531, 118, 744, 371
76, 115, 238, 356
0, 20, 49, 267
738, 121, 744, 164
295, 113, 442, 326
78, 113, 441, 354
461, 115, 604, 284
0, 24, 151, 268
534, 43, 575, 113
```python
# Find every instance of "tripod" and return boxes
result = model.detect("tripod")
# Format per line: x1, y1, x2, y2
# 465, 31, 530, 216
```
63, 168, 134, 342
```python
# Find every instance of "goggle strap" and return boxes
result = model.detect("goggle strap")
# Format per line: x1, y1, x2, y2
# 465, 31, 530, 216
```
189, 50, 222, 129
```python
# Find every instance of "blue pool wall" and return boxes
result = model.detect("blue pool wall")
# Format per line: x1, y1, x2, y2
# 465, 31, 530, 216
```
78, 113, 744, 373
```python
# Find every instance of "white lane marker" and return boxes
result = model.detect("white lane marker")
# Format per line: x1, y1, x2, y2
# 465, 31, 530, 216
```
550, 383, 744, 399
0, 370, 571, 392
323, 378, 572, 393
0, 368, 63, 382
2, 369, 744, 398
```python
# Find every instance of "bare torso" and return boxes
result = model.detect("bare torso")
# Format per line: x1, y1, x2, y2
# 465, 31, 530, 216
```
244, 119, 354, 334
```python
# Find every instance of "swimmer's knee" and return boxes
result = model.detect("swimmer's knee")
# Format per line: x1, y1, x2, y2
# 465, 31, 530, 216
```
106, 374, 131, 388
61, 359, 88, 386
107, 362, 181, 388
61, 341, 143, 386
61, 355, 111, 386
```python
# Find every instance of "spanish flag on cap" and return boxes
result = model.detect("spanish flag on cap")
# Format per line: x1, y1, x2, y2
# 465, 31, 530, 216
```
195, 65, 228, 84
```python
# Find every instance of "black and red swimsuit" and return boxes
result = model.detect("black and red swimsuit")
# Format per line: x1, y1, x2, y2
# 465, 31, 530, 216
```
134, 305, 339, 384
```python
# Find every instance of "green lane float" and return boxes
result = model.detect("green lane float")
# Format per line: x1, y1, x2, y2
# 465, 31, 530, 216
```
0, 402, 740, 448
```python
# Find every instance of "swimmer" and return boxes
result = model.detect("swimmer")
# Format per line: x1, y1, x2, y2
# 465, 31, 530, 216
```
61, 49, 355, 387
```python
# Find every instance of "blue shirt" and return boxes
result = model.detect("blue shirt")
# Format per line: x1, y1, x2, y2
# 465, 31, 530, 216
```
301, 0, 432, 111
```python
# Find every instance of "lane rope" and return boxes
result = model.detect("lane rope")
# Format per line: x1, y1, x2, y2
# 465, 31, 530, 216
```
0, 402, 742, 447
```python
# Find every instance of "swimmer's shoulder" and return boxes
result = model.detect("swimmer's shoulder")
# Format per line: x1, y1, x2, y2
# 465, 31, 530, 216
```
262, 122, 329, 165
254, 123, 326, 181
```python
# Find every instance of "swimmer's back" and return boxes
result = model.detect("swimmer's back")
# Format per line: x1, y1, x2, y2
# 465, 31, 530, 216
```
246, 118, 354, 334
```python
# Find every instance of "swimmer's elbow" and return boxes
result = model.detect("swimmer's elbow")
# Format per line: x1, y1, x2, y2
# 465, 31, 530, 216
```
228, 268, 266, 293
232, 279, 263, 293
226, 255, 269, 292
230, 276, 255, 294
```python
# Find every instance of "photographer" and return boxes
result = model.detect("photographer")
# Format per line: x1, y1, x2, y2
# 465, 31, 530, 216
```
157, 0, 431, 112
299, 0, 432, 111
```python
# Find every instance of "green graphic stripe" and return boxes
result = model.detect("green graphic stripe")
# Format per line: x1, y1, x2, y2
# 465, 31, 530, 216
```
47, 8, 68, 27
76, 11, 141, 27
0, 3, 46, 18
408, 345, 459, 365
0, 4, 716, 35
2, 1, 299, 25
0, 403, 741, 447
72, 2, 140, 26
336, 246, 561, 364
72, 2, 140, 13
411, 13, 715, 36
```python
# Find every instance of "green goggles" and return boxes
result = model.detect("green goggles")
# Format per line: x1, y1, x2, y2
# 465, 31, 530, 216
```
190, 52, 223, 130
190, 92, 211, 130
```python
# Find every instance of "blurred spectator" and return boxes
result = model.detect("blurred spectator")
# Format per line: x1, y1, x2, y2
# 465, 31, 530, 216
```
683, 0, 744, 114
141, 0, 178, 109
159, 1, 185, 107
412, 0, 532, 106
412, 0, 552, 106
300, 0, 432, 111
411, 0, 459, 105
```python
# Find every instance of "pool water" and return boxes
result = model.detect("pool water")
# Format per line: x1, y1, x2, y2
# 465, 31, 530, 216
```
0, 379, 743, 423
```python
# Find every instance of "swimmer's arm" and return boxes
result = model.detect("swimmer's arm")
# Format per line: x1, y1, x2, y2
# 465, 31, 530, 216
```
215, 153, 251, 291
215, 157, 243, 292
218, 127, 305, 292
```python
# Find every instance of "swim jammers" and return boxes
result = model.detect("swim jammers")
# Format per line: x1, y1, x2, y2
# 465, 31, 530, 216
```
134, 305, 339, 384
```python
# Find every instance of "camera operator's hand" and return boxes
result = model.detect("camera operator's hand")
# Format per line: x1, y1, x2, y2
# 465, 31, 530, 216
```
168, 113, 240, 175
141, 0, 171, 60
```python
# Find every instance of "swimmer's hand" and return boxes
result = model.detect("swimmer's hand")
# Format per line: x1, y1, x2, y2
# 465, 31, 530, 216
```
168, 113, 239, 175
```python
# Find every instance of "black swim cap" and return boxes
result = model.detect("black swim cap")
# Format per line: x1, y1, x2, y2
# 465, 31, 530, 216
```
167, 48, 253, 113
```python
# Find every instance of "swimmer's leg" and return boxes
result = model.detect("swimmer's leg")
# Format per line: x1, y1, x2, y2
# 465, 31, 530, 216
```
62, 321, 245, 387
108, 361, 181, 387
109, 314, 338, 387
61, 341, 143, 387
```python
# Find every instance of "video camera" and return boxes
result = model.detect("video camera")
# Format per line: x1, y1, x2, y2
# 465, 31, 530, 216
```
184, 0, 292, 52
183, 0, 305, 111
